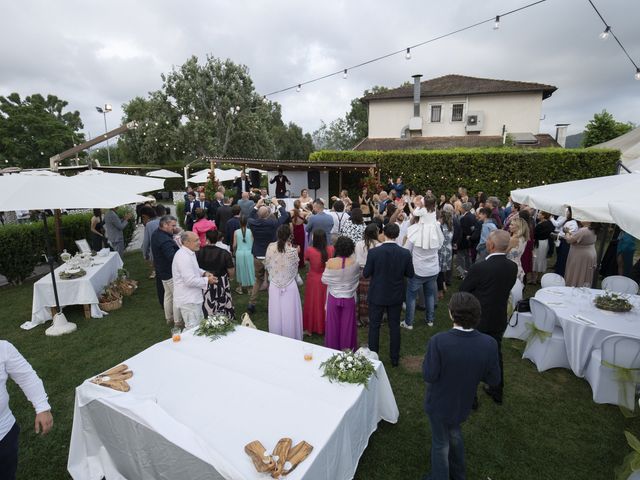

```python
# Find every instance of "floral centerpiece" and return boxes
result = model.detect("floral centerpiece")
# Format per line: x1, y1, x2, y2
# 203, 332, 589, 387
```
195, 314, 236, 340
59, 268, 86, 280
319, 350, 376, 387
594, 292, 633, 312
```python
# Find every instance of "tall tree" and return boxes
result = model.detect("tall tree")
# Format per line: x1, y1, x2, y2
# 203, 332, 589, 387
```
582, 109, 635, 147
0, 93, 84, 168
119, 55, 309, 164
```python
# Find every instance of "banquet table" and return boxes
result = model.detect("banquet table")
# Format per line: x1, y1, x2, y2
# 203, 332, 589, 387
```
534, 286, 640, 377
27, 252, 123, 329
68, 327, 399, 480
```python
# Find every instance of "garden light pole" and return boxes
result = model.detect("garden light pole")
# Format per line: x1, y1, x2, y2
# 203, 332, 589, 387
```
95, 104, 112, 165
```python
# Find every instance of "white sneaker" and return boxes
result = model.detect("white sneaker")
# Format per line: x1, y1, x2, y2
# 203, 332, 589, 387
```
400, 321, 413, 330
427, 321, 434, 327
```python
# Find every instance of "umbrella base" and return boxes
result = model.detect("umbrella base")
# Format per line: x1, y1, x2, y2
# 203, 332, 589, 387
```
45, 312, 77, 336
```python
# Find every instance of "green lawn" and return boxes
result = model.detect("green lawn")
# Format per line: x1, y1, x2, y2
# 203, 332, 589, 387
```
1, 252, 638, 479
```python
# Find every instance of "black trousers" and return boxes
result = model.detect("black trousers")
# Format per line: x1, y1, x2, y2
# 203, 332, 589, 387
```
368, 303, 402, 364
155, 276, 165, 308
0, 422, 20, 480
484, 331, 504, 394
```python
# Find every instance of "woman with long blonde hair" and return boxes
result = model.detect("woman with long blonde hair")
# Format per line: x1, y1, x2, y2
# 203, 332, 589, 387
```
507, 217, 529, 282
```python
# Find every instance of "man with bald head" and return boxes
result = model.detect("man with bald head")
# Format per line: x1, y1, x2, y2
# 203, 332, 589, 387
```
172, 231, 217, 328
246, 198, 290, 314
459, 230, 517, 406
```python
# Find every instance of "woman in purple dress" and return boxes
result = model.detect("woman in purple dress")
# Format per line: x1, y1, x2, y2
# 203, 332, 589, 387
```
322, 236, 360, 351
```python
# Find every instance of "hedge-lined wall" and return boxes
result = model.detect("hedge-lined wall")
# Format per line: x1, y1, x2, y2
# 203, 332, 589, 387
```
310, 148, 620, 200
0, 207, 135, 285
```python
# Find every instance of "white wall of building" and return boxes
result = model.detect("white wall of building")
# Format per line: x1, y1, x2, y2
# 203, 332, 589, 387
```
266, 170, 329, 202
367, 91, 543, 138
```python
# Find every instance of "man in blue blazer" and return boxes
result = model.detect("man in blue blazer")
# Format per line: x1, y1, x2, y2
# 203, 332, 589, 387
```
422, 292, 500, 480
363, 223, 414, 366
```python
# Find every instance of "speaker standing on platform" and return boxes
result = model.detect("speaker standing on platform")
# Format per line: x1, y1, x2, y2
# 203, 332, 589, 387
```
307, 170, 321, 191
269, 169, 290, 198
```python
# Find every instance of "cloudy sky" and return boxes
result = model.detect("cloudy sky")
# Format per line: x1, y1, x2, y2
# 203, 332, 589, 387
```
1, 0, 638, 141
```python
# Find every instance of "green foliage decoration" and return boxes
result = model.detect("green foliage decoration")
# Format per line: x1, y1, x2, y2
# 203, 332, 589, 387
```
310, 148, 620, 199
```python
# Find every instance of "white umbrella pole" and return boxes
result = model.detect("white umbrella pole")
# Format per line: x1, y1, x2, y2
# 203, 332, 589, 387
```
41, 212, 62, 311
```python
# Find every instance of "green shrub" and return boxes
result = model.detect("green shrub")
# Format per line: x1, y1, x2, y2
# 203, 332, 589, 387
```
310, 148, 620, 199
0, 210, 135, 285
175, 201, 185, 229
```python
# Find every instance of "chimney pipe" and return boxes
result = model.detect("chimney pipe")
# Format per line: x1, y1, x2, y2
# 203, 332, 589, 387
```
555, 123, 570, 148
412, 74, 422, 117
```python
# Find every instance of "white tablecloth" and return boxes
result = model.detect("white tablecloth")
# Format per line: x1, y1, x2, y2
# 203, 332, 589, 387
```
68, 327, 399, 480
534, 287, 640, 376
29, 252, 123, 327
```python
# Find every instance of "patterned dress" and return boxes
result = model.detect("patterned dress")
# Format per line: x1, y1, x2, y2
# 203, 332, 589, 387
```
340, 219, 366, 243
196, 245, 235, 320
438, 223, 453, 273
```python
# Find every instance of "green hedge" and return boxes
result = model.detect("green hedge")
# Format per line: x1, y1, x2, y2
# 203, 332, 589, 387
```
176, 201, 185, 229
0, 208, 135, 285
310, 148, 620, 199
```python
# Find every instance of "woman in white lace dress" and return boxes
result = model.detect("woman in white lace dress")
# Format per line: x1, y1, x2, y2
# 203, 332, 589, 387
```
507, 217, 529, 282
265, 225, 303, 340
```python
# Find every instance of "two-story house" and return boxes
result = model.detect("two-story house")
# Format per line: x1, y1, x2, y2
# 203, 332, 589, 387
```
354, 74, 559, 150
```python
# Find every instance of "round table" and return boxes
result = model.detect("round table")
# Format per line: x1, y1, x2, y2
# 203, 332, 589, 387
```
534, 287, 640, 377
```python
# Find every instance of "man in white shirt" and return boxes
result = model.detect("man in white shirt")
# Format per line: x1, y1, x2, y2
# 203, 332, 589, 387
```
402, 235, 441, 329
0, 341, 53, 478
172, 231, 217, 328
327, 200, 348, 244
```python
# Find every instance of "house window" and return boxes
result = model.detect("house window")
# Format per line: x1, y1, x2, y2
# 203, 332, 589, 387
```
451, 104, 464, 122
430, 105, 442, 123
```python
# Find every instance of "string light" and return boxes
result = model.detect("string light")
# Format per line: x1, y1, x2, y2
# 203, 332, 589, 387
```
587, 0, 639, 80
493, 15, 500, 30
264, 0, 547, 98
343, 69, 348, 79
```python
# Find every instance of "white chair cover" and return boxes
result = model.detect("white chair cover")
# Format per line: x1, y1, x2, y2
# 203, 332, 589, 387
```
541, 273, 566, 289
601, 275, 639, 295
522, 298, 570, 372
584, 334, 640, 410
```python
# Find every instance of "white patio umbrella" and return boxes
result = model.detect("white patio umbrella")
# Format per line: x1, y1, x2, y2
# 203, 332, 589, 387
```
146, 168, 182, 179
511, 173, 640, 222
70, 170, 165, 194
0, 172, 148, 336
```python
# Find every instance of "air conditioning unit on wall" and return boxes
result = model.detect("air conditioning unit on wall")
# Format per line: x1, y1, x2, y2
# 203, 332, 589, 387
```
465, 111, 484, 133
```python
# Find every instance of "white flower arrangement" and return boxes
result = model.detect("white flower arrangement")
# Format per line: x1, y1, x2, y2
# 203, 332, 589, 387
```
195, 314, 236, 340
320, 350, 376, 387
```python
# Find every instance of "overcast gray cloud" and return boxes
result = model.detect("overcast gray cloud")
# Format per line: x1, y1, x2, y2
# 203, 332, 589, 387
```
1, 0, 638, 142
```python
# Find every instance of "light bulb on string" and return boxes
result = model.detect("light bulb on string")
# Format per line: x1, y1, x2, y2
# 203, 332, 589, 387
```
405, 48, 411, 60
493, 15, 500, 30
599, 26, 611, 40
296, 84, 301, 92
635, 68, 640, 81
343, 69, 348, 79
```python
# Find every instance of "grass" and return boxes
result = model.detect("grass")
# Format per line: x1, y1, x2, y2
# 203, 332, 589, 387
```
1, 252, 639, 479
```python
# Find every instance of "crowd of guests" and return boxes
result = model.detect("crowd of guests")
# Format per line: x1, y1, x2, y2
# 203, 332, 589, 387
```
133, 175, 637, 479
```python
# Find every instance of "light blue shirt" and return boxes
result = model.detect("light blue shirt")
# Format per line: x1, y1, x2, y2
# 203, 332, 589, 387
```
478, 220, 497, 250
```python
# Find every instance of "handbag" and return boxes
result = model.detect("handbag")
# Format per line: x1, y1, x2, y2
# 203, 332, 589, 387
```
509, 298, 531, 327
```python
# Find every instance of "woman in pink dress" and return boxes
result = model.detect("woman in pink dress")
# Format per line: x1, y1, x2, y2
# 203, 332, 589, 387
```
290, 200, 308, 268
303, 229, 334, 335
322, 236, 360, 351
192, 208, 216, 246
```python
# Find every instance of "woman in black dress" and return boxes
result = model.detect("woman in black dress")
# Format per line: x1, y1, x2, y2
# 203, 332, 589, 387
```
197, 230, 236, 320
90, 209, 105, 251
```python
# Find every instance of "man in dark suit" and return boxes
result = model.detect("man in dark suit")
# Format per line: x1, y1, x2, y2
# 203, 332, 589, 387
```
459, 230, 517, 405
184, 192, 197, 231
195, 192, 211, 220
208, 192, 225, 221
422, 292, 500, 480
456, 202, 476, 277
215, 197, 233, 240
363, 223, 414, 367
233, 171, 253, 203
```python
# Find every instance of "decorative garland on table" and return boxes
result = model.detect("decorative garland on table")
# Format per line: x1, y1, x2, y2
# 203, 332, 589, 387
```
319, 350, 376, 387
194, 314, 236, 340
594, 292, 633, 312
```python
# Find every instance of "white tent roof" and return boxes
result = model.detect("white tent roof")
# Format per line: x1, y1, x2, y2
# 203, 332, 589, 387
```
511, 172, 640, 222
189, 168, 242, 184
71, 170, 165, 194
591, 126, 640, 172
146, 168, 182, 179
0, 171, 148, 211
